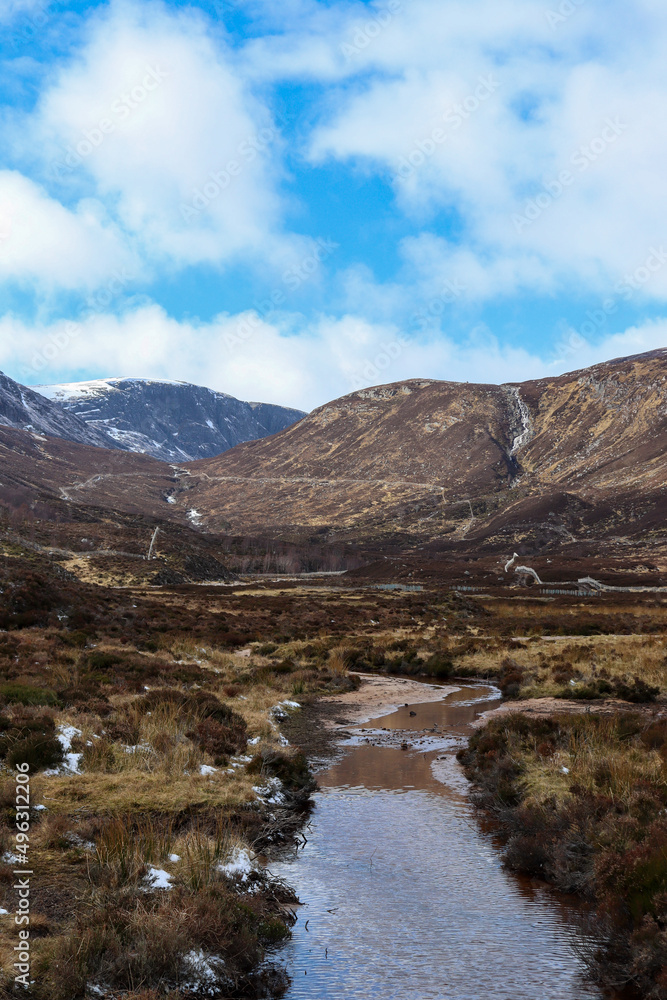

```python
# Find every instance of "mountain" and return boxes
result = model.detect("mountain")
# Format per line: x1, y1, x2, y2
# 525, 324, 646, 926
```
35, 378, 306, 461
172, 348, 667, 549
0, 372, 119, 450
3, 350, 667, 579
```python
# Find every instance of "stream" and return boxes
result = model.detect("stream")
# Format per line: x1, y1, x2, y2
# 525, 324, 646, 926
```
270, 682, 615, 1000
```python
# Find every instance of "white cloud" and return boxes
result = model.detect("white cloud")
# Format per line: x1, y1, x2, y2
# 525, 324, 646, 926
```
0, 0, 43, 23
8, 0, 306, 283
552, 318, 667, 374
398, 233, 555, 303
1, 0, 667, 391
248, 0, 667, 300
0, 170, 132, 289
3, 303, 665, 412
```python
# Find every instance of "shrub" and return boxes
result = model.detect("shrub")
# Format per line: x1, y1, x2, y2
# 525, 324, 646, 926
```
188, 717, 246, 763
421, 653, 453, 679
60, 688, 113, 716
81, 738, 121, 774
559, 675, 660, 703
59, 630, 90, 648
273, 658, 294, 675
248, 749, 314, 803
498, 657, 524, 697
140, 688, 246, 730
461, 711, 667, 998
7, 734, 64, 771
0, 711, 65, 772
564, 679, 613, 700
0, 683, 59, 707
88, 651, 126, 670
614, 676, 660, 703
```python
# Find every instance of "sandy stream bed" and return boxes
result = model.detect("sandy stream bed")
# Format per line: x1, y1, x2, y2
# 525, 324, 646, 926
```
318, 672, 460, 728
318, 674, 667, 732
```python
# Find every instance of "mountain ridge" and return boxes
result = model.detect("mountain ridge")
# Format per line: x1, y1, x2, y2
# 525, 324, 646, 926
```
175, 347, 667, 548
0, 372, 122, 450
0, 349, 665, 571
31, 376, 307, 460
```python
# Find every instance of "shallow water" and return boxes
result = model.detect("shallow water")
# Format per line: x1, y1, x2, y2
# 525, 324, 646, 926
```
270, 683, 614, 1000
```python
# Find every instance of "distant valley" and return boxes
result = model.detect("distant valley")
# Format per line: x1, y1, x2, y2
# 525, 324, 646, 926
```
1, 349, 666, 589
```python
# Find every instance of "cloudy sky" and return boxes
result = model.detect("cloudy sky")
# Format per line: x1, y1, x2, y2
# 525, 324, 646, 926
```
1, 0, 666, 409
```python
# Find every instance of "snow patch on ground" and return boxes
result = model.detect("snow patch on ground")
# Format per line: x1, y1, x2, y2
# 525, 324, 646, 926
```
228, 755, 252, 769
181, 949, 227, 995
270, 700, 301, 722
62, 752, 82, 773
252, 776, 286, 805
218, 847, 254, 880
144, 867, 173, 890
43, 725, 83, 774
57, 725, 81, 751
121, 742, 154, 758
34, 380, 117, 402
199, 764, 218, 776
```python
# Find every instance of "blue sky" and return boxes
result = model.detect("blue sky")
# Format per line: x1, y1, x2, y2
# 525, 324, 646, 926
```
0, 0, 666, 409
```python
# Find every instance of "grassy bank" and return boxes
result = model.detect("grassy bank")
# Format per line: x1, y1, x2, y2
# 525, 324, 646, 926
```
458, 711, 667, 998
0, 617, 356, 998
311, 631, 666, 703
2, 541, 666, 996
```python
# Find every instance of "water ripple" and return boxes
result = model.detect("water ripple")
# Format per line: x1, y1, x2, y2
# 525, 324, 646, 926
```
271, 688, 607, 1000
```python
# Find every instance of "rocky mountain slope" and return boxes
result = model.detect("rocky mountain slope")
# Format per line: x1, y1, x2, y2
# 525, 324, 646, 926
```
2, 351, 666, 575
175, 348, 667, 548
0, 425, 178, 520
35, 378, 306, 461
0, 372, 119, 450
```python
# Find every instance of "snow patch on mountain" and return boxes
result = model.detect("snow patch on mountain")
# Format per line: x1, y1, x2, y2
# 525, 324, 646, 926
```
33, 377, 306, 461
0, 372, 121, 449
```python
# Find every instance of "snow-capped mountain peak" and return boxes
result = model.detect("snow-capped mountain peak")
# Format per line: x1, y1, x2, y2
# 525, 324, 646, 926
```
32, 377, 305, 461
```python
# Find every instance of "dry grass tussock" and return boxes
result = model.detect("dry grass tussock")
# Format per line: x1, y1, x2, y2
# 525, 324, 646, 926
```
453, 633, 667, 701
460, 711, 667, 998
0, 628, 358, 998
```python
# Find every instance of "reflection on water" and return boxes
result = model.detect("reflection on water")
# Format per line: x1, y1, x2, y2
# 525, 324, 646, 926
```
270, 685, 608, 1000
